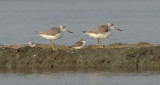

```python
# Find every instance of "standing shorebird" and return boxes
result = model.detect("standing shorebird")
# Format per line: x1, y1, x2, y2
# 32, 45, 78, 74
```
36, 25, 73, 50
83, 23, 122, 48
69, 39, 86, 49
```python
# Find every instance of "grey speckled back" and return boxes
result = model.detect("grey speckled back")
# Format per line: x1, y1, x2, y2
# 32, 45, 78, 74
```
40, 27, 61, 36
89, 25, 110, 34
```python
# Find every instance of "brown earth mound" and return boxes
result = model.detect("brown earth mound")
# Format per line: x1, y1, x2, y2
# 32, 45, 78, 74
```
0, 43, 160, 68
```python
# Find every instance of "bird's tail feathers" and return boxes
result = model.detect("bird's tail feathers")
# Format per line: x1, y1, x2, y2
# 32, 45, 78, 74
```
35, 31, 43, 34
68, 46, 73, 48
83, 31, 87, 34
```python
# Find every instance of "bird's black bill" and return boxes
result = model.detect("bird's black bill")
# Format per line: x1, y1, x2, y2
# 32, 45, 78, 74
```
118, 29, 122, 31
115, 27, 122, 31
67, 30, 73, 33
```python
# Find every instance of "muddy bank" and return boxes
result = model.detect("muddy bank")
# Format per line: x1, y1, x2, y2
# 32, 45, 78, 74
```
0, 42, 160, 68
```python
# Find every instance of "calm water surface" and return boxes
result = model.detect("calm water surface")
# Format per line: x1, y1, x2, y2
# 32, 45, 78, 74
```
0, 68, 160, 85
0, 0, 160, 45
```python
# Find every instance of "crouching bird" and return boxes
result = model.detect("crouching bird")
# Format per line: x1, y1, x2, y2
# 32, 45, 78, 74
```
69, 39, 86, 49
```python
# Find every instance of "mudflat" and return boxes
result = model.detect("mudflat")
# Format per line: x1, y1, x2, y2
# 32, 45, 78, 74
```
0, 42, 160, 68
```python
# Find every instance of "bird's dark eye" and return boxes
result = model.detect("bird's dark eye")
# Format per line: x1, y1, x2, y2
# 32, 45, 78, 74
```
111, 24, 114, 27
62, 26, 65, 29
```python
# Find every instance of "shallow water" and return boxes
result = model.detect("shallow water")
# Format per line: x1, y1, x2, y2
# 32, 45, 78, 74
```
0, 68, 160, 85
0, 0, 160, 45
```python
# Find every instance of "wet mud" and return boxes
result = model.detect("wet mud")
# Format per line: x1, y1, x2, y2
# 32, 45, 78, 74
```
0, 42, 160, 68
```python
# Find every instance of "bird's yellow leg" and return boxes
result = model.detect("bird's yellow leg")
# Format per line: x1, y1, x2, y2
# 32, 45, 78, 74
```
50, 40, 55, 50
52, 40, 56, 50
100, 38, 103, 48
98, 39, 100, 48
50, 40, 52, 47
